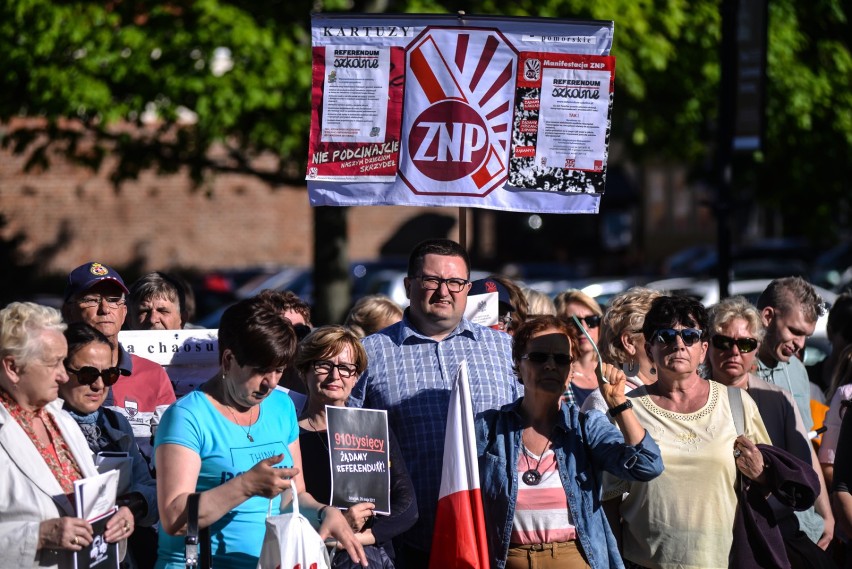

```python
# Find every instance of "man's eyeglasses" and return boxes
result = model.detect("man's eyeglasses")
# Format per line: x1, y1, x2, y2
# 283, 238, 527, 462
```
414, 275, 470, 293
572, 315, 601, 329
711, 334, 758, 354
652, 328, 704, 347
521, 352, 573, 366
67, 365, 122, 387
76, 295, 126, 309
313, 360, 359, 379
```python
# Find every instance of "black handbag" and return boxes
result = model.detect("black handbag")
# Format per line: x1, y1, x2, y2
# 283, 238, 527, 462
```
185, 493, 212, 569
331, 544, 394, 569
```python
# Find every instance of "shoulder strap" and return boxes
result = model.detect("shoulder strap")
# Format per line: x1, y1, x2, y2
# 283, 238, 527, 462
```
727, 385, 745, 436
186, 493, 212, 569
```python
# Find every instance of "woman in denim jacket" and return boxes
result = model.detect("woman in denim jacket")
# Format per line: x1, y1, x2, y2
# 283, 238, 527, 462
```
476, 315, 663, 569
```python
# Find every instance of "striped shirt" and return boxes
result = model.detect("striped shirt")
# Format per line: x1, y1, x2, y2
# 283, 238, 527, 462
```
512, 447, 576, 544
349, 313, 519, 551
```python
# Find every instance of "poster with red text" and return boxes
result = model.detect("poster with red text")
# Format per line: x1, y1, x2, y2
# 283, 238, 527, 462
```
307, 14, 614, 214
509, 53, 615, 193
326, 406, 391, 514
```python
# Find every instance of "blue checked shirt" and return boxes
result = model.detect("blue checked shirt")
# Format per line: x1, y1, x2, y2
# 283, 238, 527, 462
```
348, 313, 520, 552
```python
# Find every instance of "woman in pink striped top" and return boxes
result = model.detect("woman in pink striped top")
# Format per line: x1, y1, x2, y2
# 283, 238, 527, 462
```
476, 315, 663, 569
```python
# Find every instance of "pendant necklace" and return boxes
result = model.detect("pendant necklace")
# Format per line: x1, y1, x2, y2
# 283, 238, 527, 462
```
521, 428, 553, 486
308, 416, 329, 452
228, 405, 256, 442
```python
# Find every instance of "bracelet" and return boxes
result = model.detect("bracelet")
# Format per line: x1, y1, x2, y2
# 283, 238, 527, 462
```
608, 400, 633, 418
317, 505, 330, 525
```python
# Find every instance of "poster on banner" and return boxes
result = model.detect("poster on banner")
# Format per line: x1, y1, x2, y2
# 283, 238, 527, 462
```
509, 53, 615, 193
307, 14, 615, 214
326, 406, 391, 514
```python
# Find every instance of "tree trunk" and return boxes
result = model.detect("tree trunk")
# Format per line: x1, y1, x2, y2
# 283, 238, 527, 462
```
312, 206, 350, 325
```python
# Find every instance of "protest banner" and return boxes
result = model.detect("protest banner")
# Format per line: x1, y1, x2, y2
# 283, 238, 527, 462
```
326, 406, 391, 514
116, 330, 306, 413
307, 13, 615, 214
118, 329, 219, 396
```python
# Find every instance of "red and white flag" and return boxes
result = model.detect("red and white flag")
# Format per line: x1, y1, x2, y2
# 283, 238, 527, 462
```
429, 361, 490, 569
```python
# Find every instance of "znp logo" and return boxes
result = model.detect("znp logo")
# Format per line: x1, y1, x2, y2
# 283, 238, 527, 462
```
399, 27, 518, 197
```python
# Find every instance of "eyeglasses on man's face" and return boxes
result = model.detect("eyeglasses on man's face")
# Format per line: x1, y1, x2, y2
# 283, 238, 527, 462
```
414, 275, 470, 293
75, 295, 126, 309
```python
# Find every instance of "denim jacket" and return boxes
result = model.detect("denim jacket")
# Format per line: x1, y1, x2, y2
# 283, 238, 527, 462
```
476, 399, 663, 569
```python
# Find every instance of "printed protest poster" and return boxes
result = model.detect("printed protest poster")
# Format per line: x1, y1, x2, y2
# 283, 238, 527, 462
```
510, 53, 614, 193
307, 14, 614, 214
326, 406, 391, 514
308, 44, 405, 182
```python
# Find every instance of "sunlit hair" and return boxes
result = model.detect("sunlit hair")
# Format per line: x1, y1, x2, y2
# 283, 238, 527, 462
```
345, 295, 403, 339
218, 296, 296, 371
511, 315, 578, 377
642, 295, 708, 342
64, 322, 114, 361
756, 276, 826, 322
407, 238, 470, 278
294, 325, 367, 377
828, 344, 852, 401
707, 295, 765, 341
0, 302, 67, 367
522, 288, 556, 316
554, 289, 603, 319
255, 289, 312, 327
600, 287, 664, 365
488, 275, 529, 332
129, 271, 185, 313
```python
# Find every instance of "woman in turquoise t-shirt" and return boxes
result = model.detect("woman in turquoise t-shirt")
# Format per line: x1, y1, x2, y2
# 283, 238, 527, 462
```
154, 296, 366, 569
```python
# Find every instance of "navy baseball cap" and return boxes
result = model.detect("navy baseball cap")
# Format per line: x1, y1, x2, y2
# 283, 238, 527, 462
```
469, 278, 515, 312
64, 262, 129, 302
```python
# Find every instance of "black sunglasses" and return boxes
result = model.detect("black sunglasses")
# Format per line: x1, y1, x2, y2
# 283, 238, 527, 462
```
572, 315, 601, 329
711, 334, 758, 354
67, 365, 122, 387
522, 352, 574, 366
653, 328, 704, 347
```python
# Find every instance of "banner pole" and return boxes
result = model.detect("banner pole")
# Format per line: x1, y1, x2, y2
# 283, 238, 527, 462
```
458, 207, 469, 251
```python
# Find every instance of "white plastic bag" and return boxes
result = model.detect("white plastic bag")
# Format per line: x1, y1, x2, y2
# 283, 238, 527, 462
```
257, 479, 331, 569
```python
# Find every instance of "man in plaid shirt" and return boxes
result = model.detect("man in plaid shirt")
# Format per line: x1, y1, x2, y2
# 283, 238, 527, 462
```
349, 239, 519, 568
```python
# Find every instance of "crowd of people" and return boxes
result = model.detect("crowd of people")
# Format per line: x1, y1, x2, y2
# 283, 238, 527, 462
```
2, 239, 852, 569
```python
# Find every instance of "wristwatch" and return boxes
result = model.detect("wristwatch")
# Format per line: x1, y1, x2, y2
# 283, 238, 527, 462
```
608, 400, 633, 418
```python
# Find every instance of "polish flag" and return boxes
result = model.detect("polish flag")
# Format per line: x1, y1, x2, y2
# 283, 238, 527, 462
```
429, 361, 490, 569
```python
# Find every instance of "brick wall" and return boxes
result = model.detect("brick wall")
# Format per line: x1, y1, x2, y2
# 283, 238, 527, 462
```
0, 137, 458, 276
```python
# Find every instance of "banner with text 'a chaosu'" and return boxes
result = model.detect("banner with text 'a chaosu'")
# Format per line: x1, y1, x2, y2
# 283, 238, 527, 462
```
307, 13, 614, 214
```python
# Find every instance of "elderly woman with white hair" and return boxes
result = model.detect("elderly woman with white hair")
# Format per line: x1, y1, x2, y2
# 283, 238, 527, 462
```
707, 296, 835, 565
0, 302, 134, 568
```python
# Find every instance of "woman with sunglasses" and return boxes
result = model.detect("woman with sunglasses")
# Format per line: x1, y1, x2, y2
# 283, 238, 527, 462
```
707, 296, 836, 566
581, 287, 664, 416
296, 326, 417, 568
554, 290, 604, 406
477, 315, 663, 569
603, 295, 772, 569
0, 303, 135, 568
61, 322, 157, 568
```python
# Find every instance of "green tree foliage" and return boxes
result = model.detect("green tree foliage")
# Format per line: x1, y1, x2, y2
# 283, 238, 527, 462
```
1, 0, 850, 240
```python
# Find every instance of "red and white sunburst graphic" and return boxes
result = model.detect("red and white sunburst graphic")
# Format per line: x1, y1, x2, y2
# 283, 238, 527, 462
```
399, 27, 518, 197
